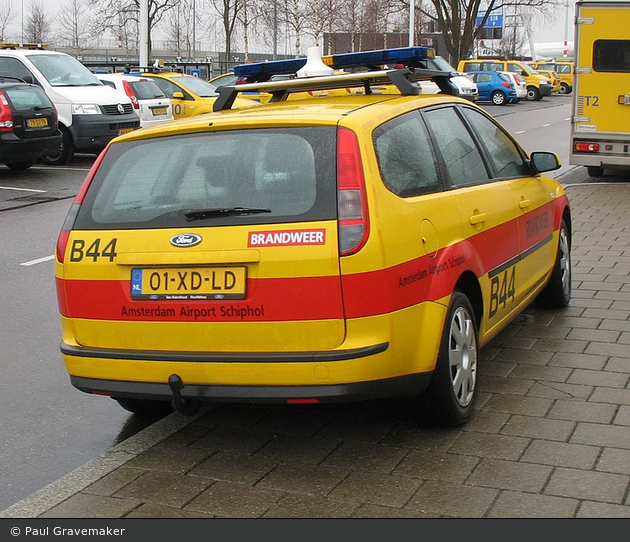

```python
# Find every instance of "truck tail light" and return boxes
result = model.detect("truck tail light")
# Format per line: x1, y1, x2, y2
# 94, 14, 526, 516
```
574, 142, 600, 152
337, 127, 369, 256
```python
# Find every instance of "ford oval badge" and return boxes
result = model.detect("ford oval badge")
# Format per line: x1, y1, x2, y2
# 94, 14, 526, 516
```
170, 233, 202, 247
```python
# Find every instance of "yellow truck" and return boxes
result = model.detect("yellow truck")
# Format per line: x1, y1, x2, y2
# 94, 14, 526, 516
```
570, 0, 630, 176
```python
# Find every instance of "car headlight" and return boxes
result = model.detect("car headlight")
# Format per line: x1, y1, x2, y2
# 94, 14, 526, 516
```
72, 104, 101, 115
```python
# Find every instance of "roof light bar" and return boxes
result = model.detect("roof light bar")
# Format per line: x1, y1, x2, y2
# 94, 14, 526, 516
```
233, 46, 434, 80
322, 46, 434, 69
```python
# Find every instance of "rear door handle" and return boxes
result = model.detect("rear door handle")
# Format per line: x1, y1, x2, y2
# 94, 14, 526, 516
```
518, 197, 531, 209
469, 212, 487, 225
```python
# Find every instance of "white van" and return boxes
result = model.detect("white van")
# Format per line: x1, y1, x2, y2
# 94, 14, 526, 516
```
424, 55, 479, 102
0, 45, 140, 165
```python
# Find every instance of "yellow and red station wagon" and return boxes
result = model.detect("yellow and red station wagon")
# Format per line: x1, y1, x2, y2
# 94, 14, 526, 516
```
55, 46, 571, 427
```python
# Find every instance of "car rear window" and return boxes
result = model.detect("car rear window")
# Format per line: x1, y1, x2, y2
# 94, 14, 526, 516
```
129, 80, 166, 99
4, 86, 52, 111
75, 128, 337, 229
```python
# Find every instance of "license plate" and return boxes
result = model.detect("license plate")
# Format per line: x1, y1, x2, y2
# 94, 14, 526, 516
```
131, 267, 246, 300
119, 127, 134, 135
152, 107, 167, 116
26, 117, 48, 128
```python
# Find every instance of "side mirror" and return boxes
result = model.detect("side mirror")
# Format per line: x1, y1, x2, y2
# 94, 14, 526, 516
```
172, 91, 184, 99
530, 151, 561, 173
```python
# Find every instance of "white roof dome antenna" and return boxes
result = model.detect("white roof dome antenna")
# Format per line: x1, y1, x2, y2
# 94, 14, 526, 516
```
296, 46, 334, 78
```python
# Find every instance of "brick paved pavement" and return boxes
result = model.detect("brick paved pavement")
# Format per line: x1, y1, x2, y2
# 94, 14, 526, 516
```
2, 167, 629, 519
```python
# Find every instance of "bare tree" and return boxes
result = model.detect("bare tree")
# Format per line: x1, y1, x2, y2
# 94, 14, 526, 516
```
0, 0, 12, 42
163, 0, 195, 59
87, 0, 182, 58
24, 0, 52, 44
414, 0, 553, 65
209, 0, 242, 65
56, 0, 93, 56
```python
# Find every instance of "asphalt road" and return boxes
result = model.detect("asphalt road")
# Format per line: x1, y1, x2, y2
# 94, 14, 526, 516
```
0, 159, 166, 511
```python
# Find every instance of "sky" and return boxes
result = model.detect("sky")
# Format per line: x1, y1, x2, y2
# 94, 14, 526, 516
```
12, 0, 578, 51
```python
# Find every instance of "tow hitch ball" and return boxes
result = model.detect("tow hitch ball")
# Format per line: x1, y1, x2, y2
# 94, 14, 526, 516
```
168, 374, 201, 416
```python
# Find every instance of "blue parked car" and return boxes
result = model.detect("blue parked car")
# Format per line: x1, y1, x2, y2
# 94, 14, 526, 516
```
464, 71, 516, 105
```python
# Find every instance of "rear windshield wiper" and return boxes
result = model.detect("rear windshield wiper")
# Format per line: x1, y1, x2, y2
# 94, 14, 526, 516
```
184, 206, 272, 221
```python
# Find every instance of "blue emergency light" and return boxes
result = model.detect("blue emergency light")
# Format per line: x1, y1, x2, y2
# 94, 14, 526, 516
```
323, 47, 433, 69
233, 46, 434, 80
234, 58, 307, 78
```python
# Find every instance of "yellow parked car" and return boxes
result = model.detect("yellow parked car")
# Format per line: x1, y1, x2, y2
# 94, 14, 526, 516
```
142, 71, 254, 118
534, 69, 562, 92
55, 47, 571, 427
531, 61, 574, 94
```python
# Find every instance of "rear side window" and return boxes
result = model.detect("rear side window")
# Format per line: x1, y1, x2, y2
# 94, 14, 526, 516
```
75, 128, 337, 229
593, 40, 630, 72
482, 62, 503, 72
4, 86, 52, 111
0, 57, 35, 83
423, 106, 489, 186
374, 111, 441, 197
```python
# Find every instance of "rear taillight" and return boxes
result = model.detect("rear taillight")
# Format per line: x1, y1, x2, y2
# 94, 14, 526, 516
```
122, 80, 139, 109
0, 90, 13, 131
56, 148, 107, 263
574, 142, 600, 152
502, 82, 513, 90
337, 127, 369, 256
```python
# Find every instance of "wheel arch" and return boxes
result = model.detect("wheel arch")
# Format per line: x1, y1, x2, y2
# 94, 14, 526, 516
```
453, 270, 483, 330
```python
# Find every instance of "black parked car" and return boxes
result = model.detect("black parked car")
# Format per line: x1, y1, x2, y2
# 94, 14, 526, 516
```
0, 77, 61, 171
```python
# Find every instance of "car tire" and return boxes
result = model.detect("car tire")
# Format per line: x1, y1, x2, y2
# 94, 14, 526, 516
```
115, 397, 174, 416
40, 127, 73, 166
417, 290, 478, 427
526, 86, 539, 101
5, 160, 35, 171
535, 219, 571, 309
559, 82, 571, 94
587, 165, 604, 177
491, 90, 507, 105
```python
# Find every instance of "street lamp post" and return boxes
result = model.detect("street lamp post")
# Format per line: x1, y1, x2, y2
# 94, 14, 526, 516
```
409, 1, 414, 47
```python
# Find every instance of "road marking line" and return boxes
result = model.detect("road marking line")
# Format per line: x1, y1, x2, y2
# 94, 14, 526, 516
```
0, 186, 47, 193
21, 255, 54, 266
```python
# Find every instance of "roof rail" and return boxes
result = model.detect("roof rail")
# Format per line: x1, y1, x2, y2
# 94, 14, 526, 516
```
213, 67, 452, 112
